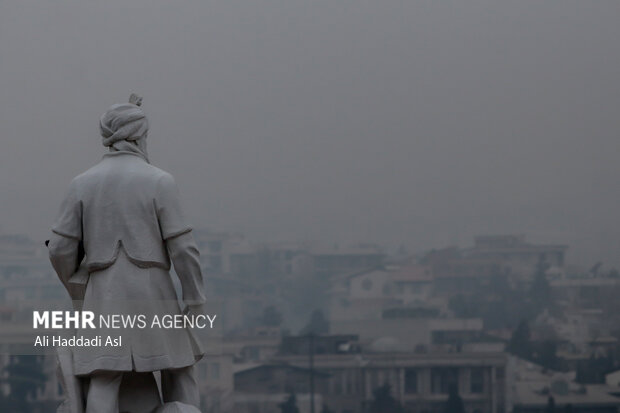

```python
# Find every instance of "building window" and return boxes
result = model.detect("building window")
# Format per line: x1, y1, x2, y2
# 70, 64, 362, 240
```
470, 368, 484, 394
404, 368, 417, 394
345, 370, 354, 395
333, 370, 343, 394
431, 368, 457, 394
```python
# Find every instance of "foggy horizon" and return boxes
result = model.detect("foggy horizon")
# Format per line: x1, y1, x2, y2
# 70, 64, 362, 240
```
2, 0, 620, 268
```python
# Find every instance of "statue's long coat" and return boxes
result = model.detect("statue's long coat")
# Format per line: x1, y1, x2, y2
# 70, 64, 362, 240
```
49, 151, 206, 375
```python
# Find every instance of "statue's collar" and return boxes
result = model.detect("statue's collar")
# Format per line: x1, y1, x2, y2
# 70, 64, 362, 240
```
102, 151, 147, 162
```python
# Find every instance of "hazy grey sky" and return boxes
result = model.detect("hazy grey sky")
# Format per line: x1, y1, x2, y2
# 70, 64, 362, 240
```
1, 0, 619, 267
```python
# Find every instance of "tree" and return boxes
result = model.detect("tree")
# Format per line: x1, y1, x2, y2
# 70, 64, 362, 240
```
300, 309, 329, 335
444, 383, 465, 413
278, 392, 300, 413
368, 383, 404, 413
507, 320, 532, 359
545, 395, 555, 413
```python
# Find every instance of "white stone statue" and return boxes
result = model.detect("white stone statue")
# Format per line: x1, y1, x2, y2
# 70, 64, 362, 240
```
48, 95, 206, 413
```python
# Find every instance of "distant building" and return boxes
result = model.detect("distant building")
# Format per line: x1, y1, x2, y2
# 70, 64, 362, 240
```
194, 229, 250, 275
194, 229, 384, 280
509, 357, 620, 413
465, 235, 567, 280
309, 245, 385, 279
0, 234, 51, 281
235, 363, 329, 394
234, 364, 328, 413
389, 263, 434, 305
551, 278, 620, 309
195, 352, 235, 413
421, 236, 568, 293
327, 264, 439, 324
422, 247, 502, 294
328, 318, 501, 355
279, 335, 361, 356
267, 242, 314, 278
224, 328, 282, 363
328, 268, 401, 322
269, 338, 508, 413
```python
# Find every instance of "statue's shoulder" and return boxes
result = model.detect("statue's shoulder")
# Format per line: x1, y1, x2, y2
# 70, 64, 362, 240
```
72, 155, 172, 185
69, 162, 109, 189
143, 163, 176, 186
144, 163, 173, 178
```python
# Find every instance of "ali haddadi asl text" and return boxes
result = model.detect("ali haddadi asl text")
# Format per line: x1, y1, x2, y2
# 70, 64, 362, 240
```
34, 335, 121, 348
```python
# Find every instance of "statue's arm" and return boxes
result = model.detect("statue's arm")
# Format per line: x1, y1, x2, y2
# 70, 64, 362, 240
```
155, 173, 206, 309
49, 179, 83, 293
167, 232, 207, 309
48, 233, 80, 293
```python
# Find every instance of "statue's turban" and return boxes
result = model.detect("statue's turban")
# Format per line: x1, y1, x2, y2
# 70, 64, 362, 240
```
99, 103, 149, 147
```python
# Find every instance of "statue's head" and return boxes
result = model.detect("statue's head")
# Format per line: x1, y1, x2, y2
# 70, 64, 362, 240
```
100, 102, 149, 148
99, 99, 149, 159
